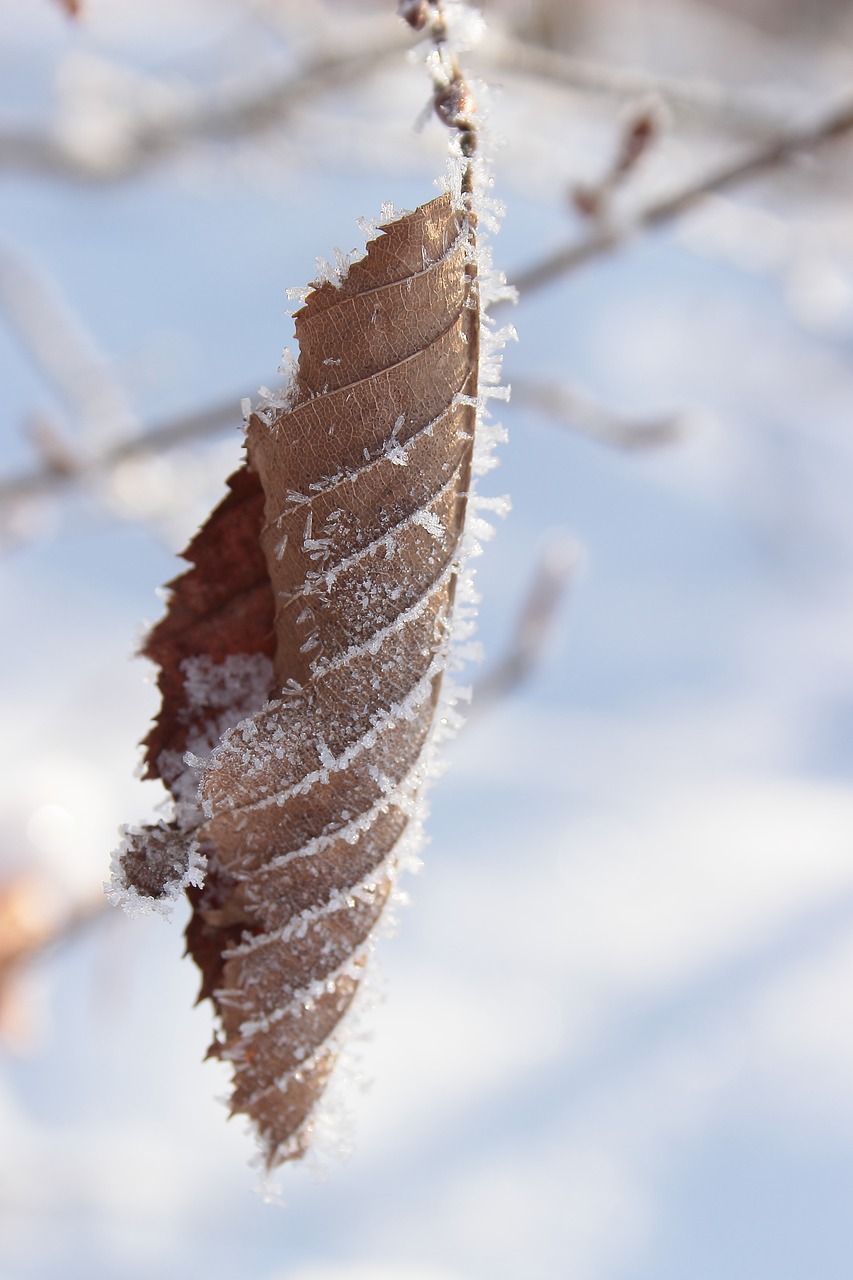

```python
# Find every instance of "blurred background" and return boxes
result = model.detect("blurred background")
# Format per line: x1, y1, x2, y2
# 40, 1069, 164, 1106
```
2, 1, 853, 1277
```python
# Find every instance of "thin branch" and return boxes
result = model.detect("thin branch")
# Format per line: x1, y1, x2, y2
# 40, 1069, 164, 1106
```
482, 30, 794, 138
25, 895, 110, 965
0, 22, 410, 182
507, 95, 853, 301
0, 395, 245, 509
469, 538, 579, 719
511, 378, 688, 450
0, 240, 137, 448
401, 1, 478, 161
571, 97, 668, 222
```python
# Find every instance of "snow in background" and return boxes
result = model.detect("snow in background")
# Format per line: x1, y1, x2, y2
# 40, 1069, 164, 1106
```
2, 1, 853, 1278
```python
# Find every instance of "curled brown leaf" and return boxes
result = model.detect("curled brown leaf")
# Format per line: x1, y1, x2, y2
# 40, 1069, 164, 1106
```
114, 190, 482, 1167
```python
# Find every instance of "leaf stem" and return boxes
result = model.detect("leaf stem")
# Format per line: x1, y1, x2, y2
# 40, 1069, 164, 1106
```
400, 0, 477, 162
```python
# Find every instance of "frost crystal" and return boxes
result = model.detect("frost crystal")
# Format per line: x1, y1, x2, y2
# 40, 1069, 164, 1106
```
106, 821, 205, 918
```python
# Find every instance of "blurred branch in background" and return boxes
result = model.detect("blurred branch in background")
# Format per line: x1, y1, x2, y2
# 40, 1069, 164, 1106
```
0, 394, 248, 550
0, 14, 409, 181
470, 538, 581, 720
485, 31, 797, 137
570, 95, 669, 223
3, 86, 852, 539
0, 396, 243, 509
512, 378, 689, 451
0, 239, 137, 450
0, 874, 107, 1051
509, 92, 853, 298
7, 0, 851, 186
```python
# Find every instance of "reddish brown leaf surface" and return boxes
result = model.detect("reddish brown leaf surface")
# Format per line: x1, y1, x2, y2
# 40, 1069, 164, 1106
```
114, 191, 480, 1167
142, 466, 275, 795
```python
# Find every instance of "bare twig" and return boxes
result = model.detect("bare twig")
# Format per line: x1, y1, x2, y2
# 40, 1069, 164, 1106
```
469, 538, 579, 719
0, 24, 409, 181
26, 413, 83, 478
0, 395, 245, 509
507, 95, 853, 301
481, 31, 797, 138
572, 97, 668, 222
511, 379, 687, 450
0, 240, 136, 448
402, 0, 478, 161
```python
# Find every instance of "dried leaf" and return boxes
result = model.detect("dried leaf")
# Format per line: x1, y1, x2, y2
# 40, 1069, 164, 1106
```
113, 190, 486, 1167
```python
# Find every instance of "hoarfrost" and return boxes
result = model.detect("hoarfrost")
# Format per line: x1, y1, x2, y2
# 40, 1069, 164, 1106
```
181, 652, 274, 719
356, 215, 381, 242
106, 821, 205, 918
313, 246, 358, 289
412, 508, 444, 540
441, 0, 487, 51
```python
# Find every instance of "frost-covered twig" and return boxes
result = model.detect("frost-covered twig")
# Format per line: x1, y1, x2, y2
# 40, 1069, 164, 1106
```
401, 0, 477, 161
507, 94, 853, 300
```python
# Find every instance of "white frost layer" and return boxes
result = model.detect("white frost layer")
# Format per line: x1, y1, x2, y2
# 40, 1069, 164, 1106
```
109, 652, 275, 917
169, 651, 276, 819
203, 650, 448, 814
105, 821, 206, 920
181, 652, 274, 716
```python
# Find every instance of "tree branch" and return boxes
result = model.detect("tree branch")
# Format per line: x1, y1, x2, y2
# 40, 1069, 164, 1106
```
0, 875, 109, 1049
5, 96, 853, 522
482, 31, 792, 138
0, 239, 136, 446
0, 23, 409, 181
511, 378, 687, 450
508, 95, 853, 301
469, 538, 579, 719
0, 395, 245, 509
